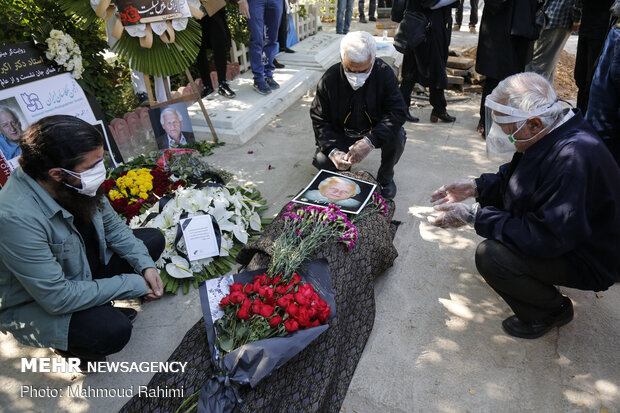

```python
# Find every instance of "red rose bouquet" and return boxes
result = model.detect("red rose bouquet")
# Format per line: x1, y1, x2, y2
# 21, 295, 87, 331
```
214, 271, 331, 354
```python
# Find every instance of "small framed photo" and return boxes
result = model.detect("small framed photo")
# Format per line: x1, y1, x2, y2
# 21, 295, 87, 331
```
293, 170, 377, 214
148, 102, 196, 151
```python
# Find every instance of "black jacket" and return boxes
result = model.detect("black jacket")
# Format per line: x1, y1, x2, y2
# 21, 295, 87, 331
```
475, 0, 536, 79
310, 59, 406, 155
474, 110, 620, 291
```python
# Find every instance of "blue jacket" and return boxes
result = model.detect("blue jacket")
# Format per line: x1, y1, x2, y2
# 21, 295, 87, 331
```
0, 168, 152, 350
474, 110, 620, 291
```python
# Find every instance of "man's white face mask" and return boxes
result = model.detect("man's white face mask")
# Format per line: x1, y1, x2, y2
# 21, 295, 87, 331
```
344, 58, 374, 90
61, 160, 106, 197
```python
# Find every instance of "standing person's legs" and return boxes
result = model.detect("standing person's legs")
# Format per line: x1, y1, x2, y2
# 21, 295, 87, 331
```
278, 0, 288, 50
525, 28, 571, 83
400, 51, 417, 107
263, 0, 283, 81
358, 0, 366, 21
344, 0, 355, 34
469, 0, 478, 28
368, 0, 376, 21
248, 0, 268, 82
429, 88, 447, 115
478, 77, 500, 135
575, 36, 607, 113
336, 0, 346, 34
196, 16, 214, 94
454, 0, 464, 28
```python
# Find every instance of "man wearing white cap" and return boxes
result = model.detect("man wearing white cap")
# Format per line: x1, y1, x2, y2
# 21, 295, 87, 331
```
427, 72, 620, 339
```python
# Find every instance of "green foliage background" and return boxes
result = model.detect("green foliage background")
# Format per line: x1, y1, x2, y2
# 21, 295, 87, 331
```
0, 0, 138, 121
0, 0, 253, 119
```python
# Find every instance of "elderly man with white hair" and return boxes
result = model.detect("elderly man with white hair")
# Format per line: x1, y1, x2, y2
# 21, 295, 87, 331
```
0, 107, 23, 160
428, 72, 620, 339
155, 107, 195, 150
310, 31, 407, 199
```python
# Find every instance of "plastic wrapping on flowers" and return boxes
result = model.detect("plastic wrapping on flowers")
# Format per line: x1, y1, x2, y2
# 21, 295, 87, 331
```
129, 183, 270, 294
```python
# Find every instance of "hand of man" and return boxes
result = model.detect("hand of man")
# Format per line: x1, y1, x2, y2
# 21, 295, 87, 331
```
427, 203, 473, 228
330, 150, 353, 170
345, 138, 373, 164
142, 267, 163, 301
238, 0, 250, 18
430, 179, 476, 205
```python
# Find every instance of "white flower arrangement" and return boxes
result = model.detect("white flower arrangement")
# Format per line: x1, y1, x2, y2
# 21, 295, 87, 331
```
129, 183, 267, 294
45, 29, 84, 79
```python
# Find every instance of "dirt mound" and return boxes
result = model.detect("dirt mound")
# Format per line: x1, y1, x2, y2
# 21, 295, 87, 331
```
458, 46, 578, 100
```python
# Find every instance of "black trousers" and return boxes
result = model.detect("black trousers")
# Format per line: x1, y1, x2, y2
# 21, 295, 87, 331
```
454, 0, 479, 27
475, 240, 592, 323
575, 36, 606, 113
400, 51, 447, 114
358, 0, 376, 19
65, 228, 165, 360
479, 77, 500, 129
196, 10, 230, 84
278, 0, 288, 50
312, 128, 406, 185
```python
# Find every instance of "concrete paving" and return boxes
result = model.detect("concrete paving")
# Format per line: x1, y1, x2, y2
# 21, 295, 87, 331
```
1, 16, 619, 413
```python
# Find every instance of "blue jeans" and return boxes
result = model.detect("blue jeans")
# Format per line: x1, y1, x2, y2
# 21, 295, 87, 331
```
586, 26, 620, 164
248, 0, 283, 82
336, 0, 354, 34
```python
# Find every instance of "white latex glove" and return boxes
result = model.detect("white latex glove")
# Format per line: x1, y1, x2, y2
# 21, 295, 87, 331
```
427, 203, 474, 228
345, 138, 373, 164
430, 179, 476, 205
329, 150, 353, 170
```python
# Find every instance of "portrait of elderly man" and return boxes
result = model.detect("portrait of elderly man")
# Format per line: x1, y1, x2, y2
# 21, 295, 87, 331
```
155, 107, 196, 150
303, 175, 362, 208
0, 115, 165, 366
428, 72, 620, 339
0, 106, 23, 160
310, 31, 407, 200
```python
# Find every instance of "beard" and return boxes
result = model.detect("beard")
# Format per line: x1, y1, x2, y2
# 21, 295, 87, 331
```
51, 179, 105, 223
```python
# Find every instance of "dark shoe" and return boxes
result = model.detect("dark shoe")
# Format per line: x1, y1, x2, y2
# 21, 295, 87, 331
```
477, 120, 486, 139
282, 47, 295, 53
117, 307, 138, 323
273, 58, 285, 69
380, 180, 397, 199
406, 112, 419, 123
430, 111, 456, 123
265, 77, 280, 90
359, 16, 368, 23
200, 83, 214, 98
253, 80, 272, 95
369, 16, 376, 21
218, 81, 236, 98
136, 92, 149, 107
502, 297, 574, 339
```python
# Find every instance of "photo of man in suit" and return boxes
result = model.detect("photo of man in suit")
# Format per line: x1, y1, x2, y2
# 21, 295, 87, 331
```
155, 107, 195, 150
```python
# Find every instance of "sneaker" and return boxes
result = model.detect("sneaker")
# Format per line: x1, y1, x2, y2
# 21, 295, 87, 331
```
253, 80, 272, 95
452, 24, 461, 31
469, 26, 477, 34
135, 92, 149, 107
200, 83, 215, 98
218, 81, 236, 98
265, 77, 280, 90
